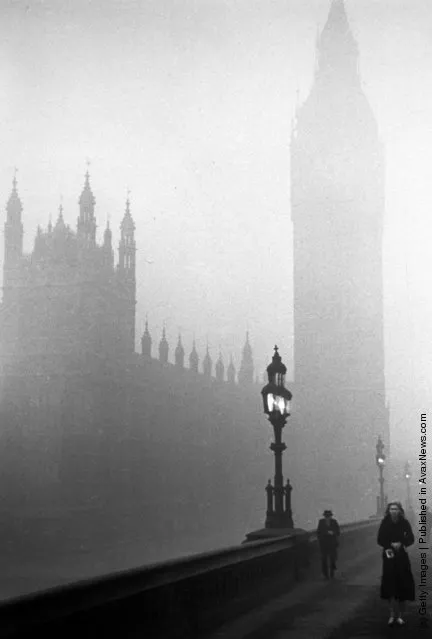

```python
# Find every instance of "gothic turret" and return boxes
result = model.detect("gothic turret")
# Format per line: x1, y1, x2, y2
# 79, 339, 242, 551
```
189, 340, 199, 373
175, 334, 185, 368
33, 225, 43, 257
0, 172, 143, 407
3, 174, 24, 302
141, 319, 152, 358
52, 204, 69, 260
215, 352, 224, 383
77, 170, 96, 244
118, 197, 136, 274
159, 327, 169, 365
238, 332, 254, 386
203, 346, 212, 378
54, 204, 66, 232
102, 219, 114, 269
227, 355, 236, 384
118, 196, 137, 353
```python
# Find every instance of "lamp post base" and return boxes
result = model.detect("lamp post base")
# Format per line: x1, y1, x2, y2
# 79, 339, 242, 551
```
243, 527, 307, 543
265, 511, 293, 529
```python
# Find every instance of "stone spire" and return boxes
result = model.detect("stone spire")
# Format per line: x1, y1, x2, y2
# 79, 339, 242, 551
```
119, 195, 136, 274
227, 355, 236, 384
118, 195, 136, 354
215, 351, 224, 383
158, 326, 169, 364
202, 345, 212, 378
103, 217, 112, 245
52, 202, 69, 260
3, 171, 24, 300
141, 318, 152, 358
6, 171, 23, 223
175, 334, 185, 368
103, 218, 114, 268
79, 168, 95, 208
33, 224, 44, 257
189, 339, 199, 373
238, 331, 254, 386
54, 203, 66, 232
316, 0, 359, 84
77, 168, 96, 243
4, 171, 23, 247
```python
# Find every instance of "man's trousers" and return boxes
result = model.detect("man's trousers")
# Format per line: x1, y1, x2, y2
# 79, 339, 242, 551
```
320, 547, 337, 578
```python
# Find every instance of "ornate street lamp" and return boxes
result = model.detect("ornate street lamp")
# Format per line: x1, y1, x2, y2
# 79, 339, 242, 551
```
261, 346, 293, 529
376, 435, 386, 516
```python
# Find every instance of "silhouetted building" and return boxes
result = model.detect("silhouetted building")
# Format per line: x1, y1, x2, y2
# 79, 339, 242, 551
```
290, 0, 389, 520
0, 173, 260, 510
0, 171, 265, 558
0, 1, 390, 553
0, 171, 136, 407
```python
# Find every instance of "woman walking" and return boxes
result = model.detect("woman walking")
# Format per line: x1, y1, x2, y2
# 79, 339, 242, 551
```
377, 501, 415, 626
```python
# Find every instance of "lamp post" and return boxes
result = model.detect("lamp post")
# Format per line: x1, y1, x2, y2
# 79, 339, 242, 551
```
261, 346, 293, 529
376, 435, 386, 516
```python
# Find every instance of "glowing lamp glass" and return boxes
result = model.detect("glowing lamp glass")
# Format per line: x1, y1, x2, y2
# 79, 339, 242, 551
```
267, 393, 290, 416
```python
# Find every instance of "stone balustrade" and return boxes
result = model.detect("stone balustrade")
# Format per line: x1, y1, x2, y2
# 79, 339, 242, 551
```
0, 518, 380, 638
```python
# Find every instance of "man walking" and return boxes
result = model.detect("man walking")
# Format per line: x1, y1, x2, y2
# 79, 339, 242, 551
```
317, 509, 340, 579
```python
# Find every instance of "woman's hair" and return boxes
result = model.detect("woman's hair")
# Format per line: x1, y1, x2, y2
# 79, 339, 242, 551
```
384, 501, 405, 518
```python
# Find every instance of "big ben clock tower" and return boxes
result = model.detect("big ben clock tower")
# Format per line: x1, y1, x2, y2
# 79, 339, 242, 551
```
289, 0, 389, 522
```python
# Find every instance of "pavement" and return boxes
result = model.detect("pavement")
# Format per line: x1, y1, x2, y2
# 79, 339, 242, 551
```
207, 549, 431, 639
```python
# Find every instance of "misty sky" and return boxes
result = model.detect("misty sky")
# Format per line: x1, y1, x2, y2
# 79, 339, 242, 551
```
1, 0, 431, 456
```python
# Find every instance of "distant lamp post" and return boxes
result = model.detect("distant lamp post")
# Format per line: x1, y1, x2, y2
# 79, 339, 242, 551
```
376, 435, 386, 516
261, 346, 293, 529
404, 461, 413, 514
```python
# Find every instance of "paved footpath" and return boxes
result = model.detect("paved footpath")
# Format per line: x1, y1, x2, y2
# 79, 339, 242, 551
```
208, 549, 431, 639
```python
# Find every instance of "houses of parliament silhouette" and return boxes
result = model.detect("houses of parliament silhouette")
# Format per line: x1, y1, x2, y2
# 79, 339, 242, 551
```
0, 168, 255, 403
0, 1, 389, 560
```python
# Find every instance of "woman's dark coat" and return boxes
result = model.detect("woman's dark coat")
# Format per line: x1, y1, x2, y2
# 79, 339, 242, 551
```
377, 515, 415, 601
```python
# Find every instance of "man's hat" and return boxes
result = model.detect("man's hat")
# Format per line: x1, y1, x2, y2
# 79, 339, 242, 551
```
323, 509, 333, 517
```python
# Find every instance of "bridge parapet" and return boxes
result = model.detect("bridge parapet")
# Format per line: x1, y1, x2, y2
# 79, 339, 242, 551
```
0, 518, 380, 638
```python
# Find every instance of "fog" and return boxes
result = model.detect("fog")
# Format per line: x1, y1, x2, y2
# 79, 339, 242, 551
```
1, 1, 430, 460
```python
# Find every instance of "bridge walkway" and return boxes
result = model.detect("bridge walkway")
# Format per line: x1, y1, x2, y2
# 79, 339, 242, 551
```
208, 544, 429, 639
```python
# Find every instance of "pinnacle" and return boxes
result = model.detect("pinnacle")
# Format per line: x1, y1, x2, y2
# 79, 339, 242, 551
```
322, 0, 353, 41
7, 172, 23, 214
79, 168, 96, 207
